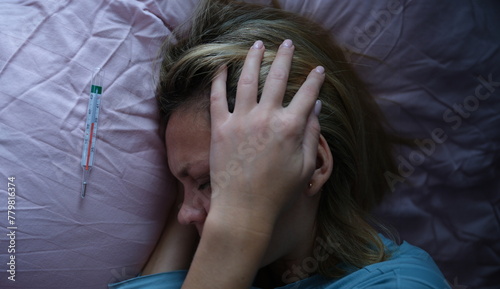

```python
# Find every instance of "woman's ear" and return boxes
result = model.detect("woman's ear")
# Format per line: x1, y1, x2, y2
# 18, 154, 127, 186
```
307, 134, 333, 196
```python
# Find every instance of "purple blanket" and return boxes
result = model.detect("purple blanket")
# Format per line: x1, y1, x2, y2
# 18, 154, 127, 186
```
0, 0, 498, 288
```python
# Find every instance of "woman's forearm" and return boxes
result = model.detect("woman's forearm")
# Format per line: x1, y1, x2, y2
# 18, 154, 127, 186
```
142, 207, 199, 275
181, 209, 274, 289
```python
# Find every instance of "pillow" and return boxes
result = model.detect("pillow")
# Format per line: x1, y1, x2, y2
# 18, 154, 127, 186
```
1, 1, 498, 288
0, 0, 191, 287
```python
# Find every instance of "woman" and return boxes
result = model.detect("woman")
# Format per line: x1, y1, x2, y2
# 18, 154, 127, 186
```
110, 0, 450, 288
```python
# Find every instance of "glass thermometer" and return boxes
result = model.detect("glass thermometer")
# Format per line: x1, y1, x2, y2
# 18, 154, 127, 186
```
81, 68, 104, 198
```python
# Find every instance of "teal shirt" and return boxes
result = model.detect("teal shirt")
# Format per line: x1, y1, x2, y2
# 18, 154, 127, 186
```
109, 236, 451, 289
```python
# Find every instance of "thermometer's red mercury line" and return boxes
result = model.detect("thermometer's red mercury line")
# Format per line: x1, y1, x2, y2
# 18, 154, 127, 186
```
85, 122, 95, 170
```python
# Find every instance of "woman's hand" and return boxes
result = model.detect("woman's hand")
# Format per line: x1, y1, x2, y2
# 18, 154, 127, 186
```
209, 39, 325, 230
182, 39, 324, 289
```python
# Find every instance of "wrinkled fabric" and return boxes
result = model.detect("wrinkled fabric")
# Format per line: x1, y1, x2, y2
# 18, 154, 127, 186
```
280, 1, 500, 288
0, 0, 180, 288
0, 0, 498, 288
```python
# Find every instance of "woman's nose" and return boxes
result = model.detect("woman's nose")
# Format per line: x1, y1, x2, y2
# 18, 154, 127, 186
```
177, 193, 208, 225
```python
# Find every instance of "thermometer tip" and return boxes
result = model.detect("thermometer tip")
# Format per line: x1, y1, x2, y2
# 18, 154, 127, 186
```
81, 182, 87, 198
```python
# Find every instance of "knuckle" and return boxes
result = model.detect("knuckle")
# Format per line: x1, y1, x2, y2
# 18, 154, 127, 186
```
254, 119, 271, 132
271, 115, 297, 135
267, 68, 288, 81
301, 83, 319, 97
210, 91, 223, 101
286, 120, 301, 133
238, 74, 257, 86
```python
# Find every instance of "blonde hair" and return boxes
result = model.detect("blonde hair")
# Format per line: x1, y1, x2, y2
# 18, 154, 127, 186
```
156, 0, 398, 279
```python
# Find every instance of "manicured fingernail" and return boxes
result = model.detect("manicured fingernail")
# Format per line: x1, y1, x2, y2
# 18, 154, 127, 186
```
314, 99, 322, 116
252, 40, 264, 49
315, 66, 325, 74
281, 39, 293, 48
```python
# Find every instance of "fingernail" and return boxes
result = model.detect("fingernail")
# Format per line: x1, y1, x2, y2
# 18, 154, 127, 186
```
314, 99, 322, 116
315, 66, 325, 74
281, 39, 293, 48
252, 40, 264, 49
